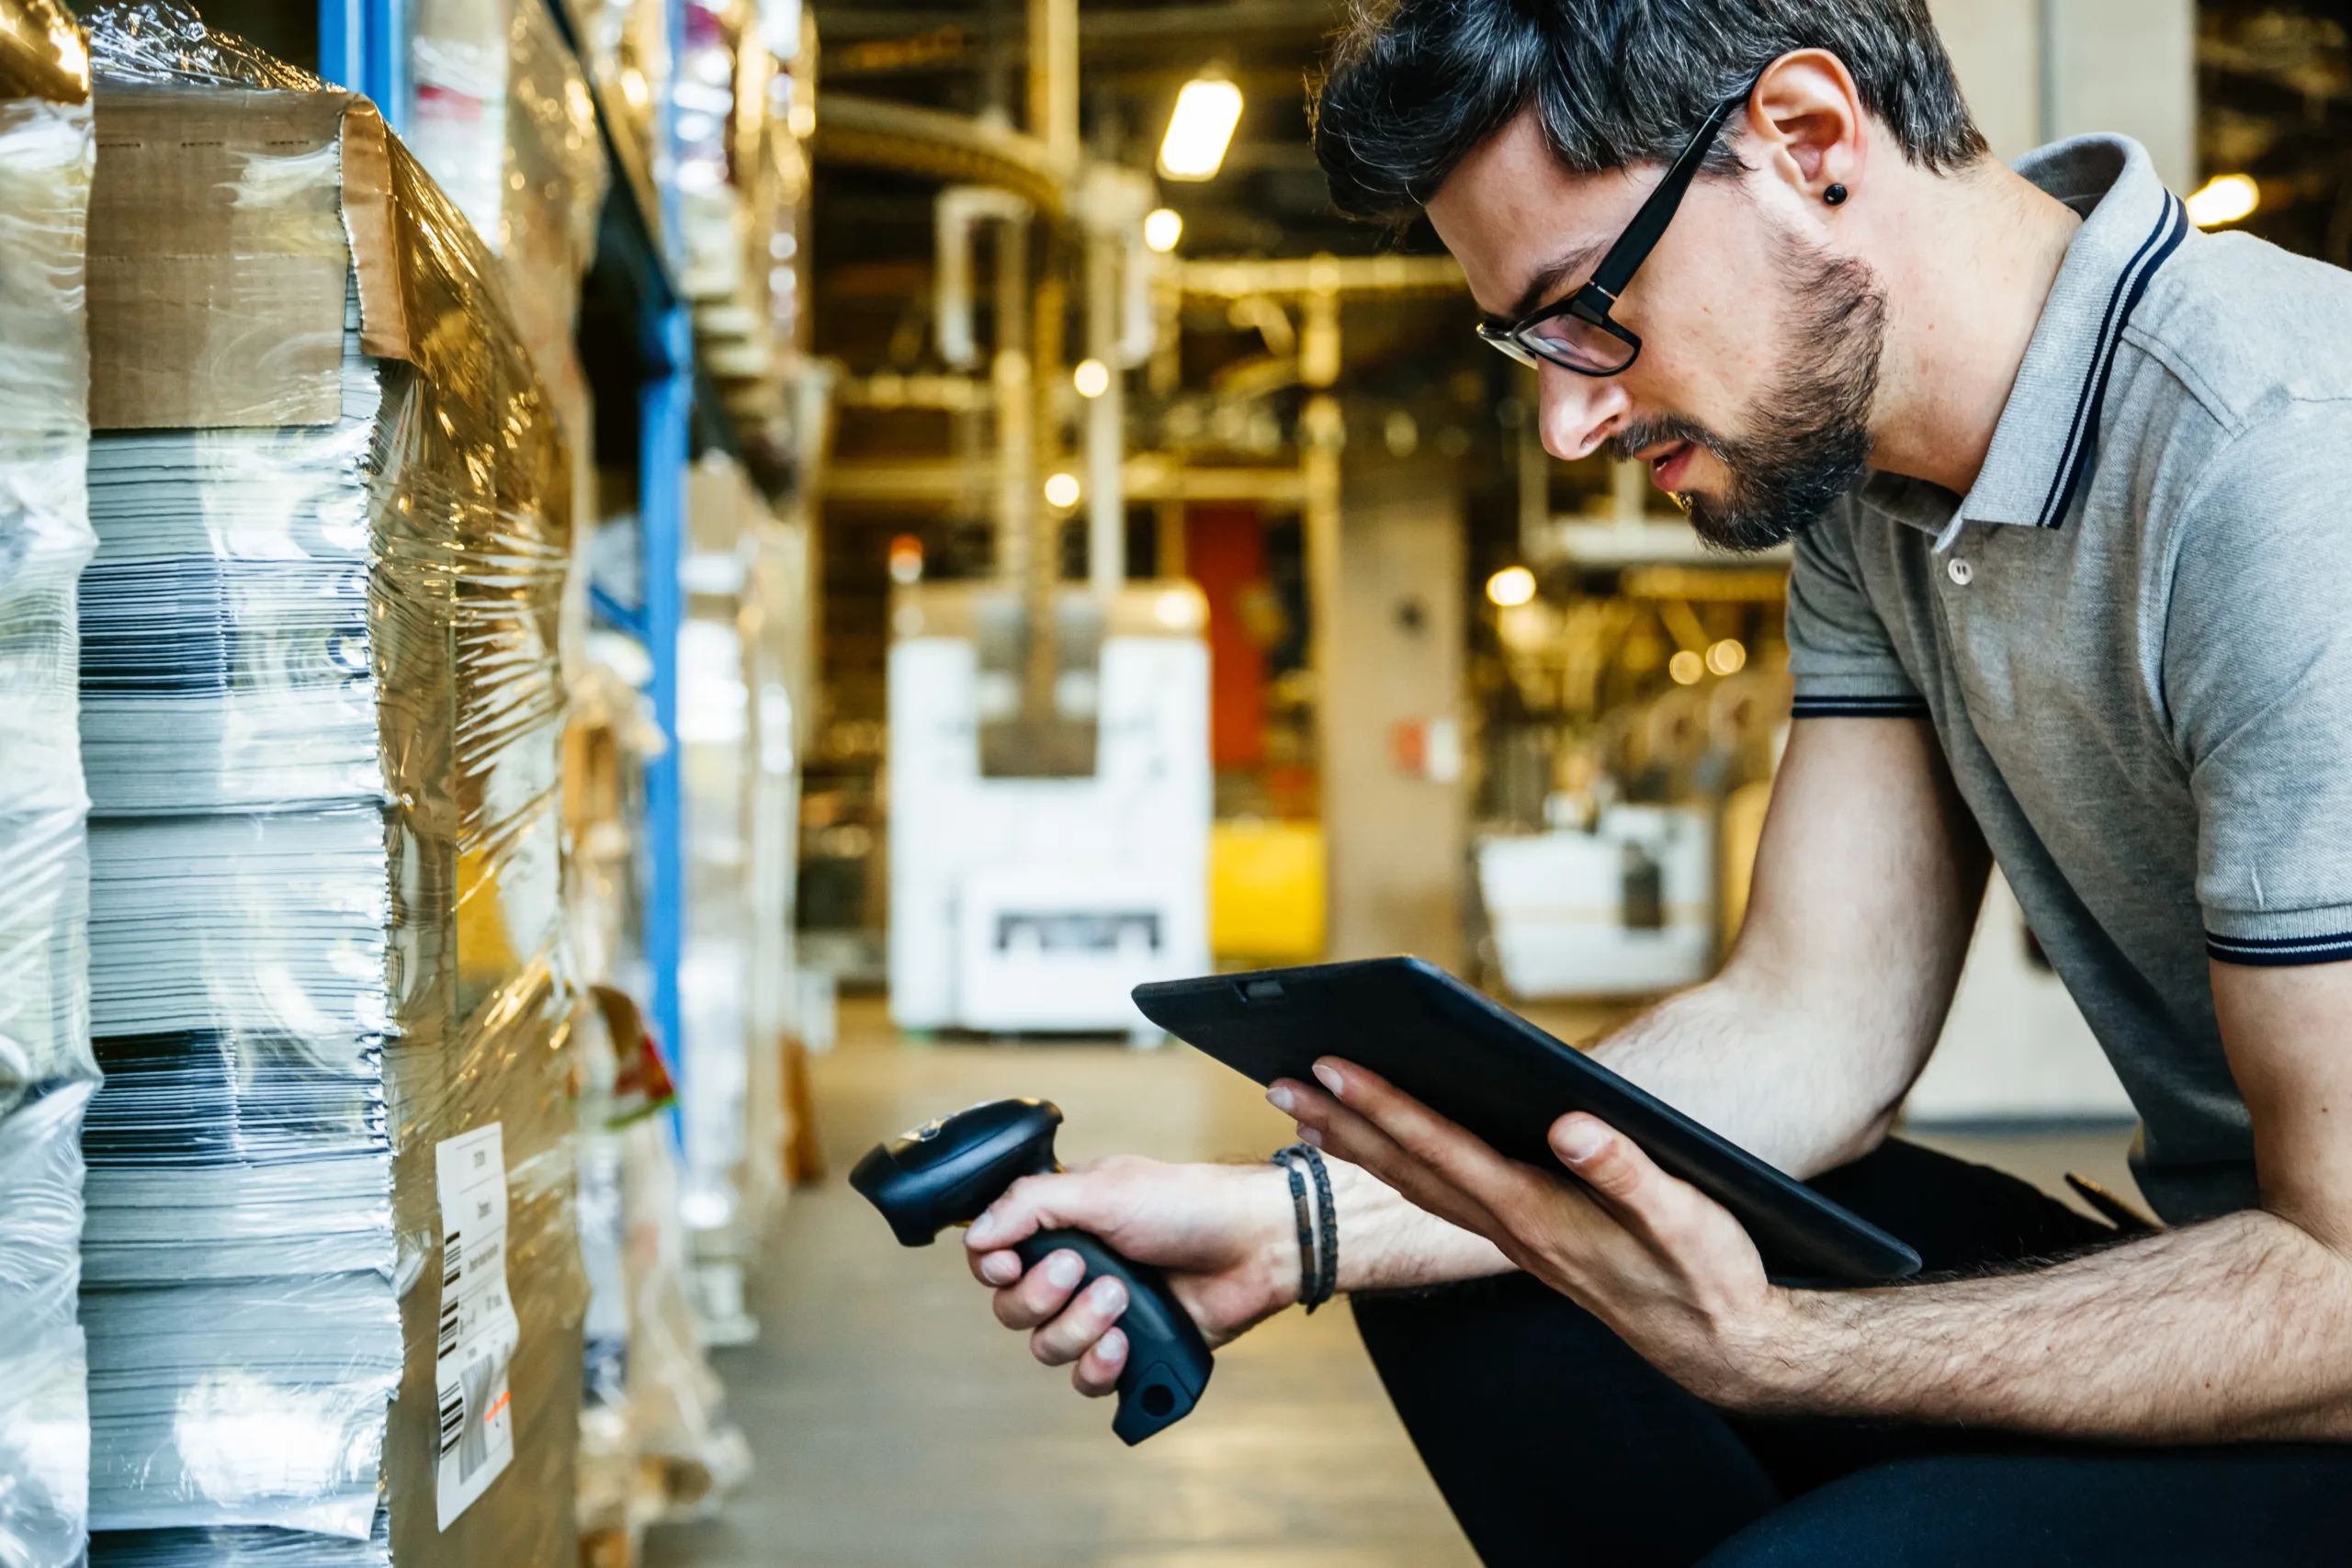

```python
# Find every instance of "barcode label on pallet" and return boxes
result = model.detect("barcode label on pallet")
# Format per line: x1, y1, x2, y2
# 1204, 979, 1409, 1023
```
434, 1123, 519, 1529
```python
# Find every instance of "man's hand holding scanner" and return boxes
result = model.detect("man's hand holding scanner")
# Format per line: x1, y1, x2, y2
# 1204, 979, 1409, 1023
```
1272, 1058, 1792, 1409
963, 1157, 1301, 1397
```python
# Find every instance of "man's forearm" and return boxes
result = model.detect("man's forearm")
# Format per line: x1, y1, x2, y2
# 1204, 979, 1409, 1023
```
1329, 1158, 1513, 1292
1750, 1211, 2352, 1441
1578, 718, 1984, 1182
1589, 973, 1918, 1180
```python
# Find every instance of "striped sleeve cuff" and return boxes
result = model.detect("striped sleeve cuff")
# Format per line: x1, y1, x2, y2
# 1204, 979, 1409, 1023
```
1790, 694, 1931, 719
2205, 930, 2352, 967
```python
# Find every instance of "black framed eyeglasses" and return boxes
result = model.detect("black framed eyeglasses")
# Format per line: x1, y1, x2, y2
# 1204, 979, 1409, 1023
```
1475, 69, 1764, 378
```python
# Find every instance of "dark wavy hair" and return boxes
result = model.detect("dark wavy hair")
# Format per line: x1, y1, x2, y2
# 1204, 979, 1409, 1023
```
1312, 0, 1986, 224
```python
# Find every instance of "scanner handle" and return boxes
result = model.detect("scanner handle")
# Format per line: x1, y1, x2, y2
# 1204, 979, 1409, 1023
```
1012, 1228, 1214, 1445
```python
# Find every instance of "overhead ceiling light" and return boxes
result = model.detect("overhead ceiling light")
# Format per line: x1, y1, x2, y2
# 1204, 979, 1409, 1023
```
888, 533, 924, 584
1072, 358, 1111, 398
1485, 565, 1536, 607
1143, 207, 1183, 254
2187, 174, 2258, 229
1159, 76, 1243, 182
1044, 472, 1082, 509
1153, 586, 1204, 630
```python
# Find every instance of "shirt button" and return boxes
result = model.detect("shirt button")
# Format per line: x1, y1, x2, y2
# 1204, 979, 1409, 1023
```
1946, 558, 1974, 586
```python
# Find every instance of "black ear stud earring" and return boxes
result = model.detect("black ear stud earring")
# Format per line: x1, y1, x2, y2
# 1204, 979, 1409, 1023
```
1824, 183, 1849, 206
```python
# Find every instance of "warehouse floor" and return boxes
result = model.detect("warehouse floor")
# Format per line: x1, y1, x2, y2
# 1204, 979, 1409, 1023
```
646, 998, 2142, 1568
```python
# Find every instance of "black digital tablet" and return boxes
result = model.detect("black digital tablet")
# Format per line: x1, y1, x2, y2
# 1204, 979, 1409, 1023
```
1132, 956, 1921, 1285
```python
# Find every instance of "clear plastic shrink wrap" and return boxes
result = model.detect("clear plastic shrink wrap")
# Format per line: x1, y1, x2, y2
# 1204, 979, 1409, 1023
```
564, 671, 752, 1560
739, 508, 813, 1222
574, 990, 748, 1540
570, 0, 671, 209
677, 457, 757, 1342
406, 0, 605, 594
72, 7, 584, 1566
0, 6, 99, 1566
571, 987, 755, 1562
675, 457, 808, 1329
491, 0, 605, 412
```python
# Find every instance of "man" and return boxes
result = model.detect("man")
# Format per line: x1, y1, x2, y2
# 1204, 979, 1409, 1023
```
958, 2, 2352, 1561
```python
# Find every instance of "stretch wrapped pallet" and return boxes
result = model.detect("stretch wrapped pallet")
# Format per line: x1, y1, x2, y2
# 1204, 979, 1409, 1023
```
0, 6, 97, 1566
675, 455, 809, 1338
74, 6, 582, 1564
406, 0, 605, 668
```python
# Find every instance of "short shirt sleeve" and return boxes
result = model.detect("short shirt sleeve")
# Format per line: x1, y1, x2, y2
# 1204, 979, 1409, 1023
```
2168, 402, 2352, 965
1786, 497, 1929, 719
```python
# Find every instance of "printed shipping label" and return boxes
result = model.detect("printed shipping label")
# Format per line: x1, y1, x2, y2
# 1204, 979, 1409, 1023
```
434, 1122, 520, 1529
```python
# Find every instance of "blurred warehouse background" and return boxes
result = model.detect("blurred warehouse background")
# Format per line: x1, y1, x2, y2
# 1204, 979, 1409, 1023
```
5, 0, 2352, 1565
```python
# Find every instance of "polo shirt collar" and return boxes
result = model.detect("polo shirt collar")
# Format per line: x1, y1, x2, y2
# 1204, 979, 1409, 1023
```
1951, 134, 2188, 531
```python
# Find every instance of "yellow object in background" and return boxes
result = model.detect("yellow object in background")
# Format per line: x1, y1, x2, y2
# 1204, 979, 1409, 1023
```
1211, 819, 1327, 962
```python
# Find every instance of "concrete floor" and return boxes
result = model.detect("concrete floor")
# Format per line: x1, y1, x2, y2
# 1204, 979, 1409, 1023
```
646, 997, 2143, 1568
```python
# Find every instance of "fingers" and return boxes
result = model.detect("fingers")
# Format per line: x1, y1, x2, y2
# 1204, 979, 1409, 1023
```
1549, 1111, 1700, 1247
1309, 1059, 1532, 1202
965, 1170, 1107, 1279
1270, 1075, 1508, 1246
980, 1245, 1136, 1398
1029, 1274, 1130, 1368
992, 1253, 1136, 1367
990, 1246, 1090, 1330
1072, 1327, 1127, 1397
1278, 1060, 1534, 1224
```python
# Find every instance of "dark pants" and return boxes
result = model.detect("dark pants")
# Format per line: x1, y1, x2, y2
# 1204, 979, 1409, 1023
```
1351, 1139, 2352, 1566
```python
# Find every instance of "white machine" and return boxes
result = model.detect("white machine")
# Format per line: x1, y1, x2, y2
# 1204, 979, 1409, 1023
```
1476, 805, 1716, 998
888, 582, 1211, 1033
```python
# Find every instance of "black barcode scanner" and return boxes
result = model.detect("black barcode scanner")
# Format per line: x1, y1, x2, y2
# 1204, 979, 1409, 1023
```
849, 1097, 1214, 1445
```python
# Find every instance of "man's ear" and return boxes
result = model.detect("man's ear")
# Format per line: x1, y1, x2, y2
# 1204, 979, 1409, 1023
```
1744, 50, 1869, 204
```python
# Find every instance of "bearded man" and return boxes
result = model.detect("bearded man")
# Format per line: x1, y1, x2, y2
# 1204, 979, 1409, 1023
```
953, 3, 2352, 1561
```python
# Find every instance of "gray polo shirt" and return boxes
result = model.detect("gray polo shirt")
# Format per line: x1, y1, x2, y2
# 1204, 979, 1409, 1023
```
1787, 133, 2352, 1225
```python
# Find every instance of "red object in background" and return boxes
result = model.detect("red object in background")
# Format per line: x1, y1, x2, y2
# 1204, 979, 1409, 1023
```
1389, 719, 1428, 775
1185, 503, 1268, 770
586, 984, 676, 1127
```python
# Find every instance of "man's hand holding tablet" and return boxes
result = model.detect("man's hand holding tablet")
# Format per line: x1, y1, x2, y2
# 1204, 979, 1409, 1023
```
1269, 1055, 1796, 1411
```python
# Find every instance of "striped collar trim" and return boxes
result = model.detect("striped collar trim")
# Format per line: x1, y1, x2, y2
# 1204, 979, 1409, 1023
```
1955, 136, 2188, 532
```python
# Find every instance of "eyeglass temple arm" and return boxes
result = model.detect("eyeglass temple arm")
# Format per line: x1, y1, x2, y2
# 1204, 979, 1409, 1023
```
1585, 72, 1763, 303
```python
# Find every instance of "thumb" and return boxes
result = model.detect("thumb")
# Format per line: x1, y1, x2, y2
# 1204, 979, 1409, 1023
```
966, 1169, 1114, 1252
1550, 1113, 1667, 1216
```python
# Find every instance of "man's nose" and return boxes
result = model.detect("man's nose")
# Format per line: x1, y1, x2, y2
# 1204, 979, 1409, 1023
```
1538, 366, 1629, 462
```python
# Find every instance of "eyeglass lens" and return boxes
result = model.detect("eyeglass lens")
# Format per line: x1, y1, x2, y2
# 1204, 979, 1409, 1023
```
1523, 312, 1634, 373
1480, 313, 1634, 375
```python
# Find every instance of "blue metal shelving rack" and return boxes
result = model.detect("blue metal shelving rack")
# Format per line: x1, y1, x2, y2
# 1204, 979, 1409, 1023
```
319, 0, 699, 1086
318, 0, 410, 135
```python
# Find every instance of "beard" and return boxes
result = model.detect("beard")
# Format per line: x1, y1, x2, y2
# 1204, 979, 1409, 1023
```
1612, 234, 1887, 554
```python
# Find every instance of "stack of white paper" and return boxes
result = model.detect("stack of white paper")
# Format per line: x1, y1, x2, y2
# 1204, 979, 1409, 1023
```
92, 1509, 390, 1567
79, 304, 404, 1568
0, 54, 100, 1568
77, 325, 382, 816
